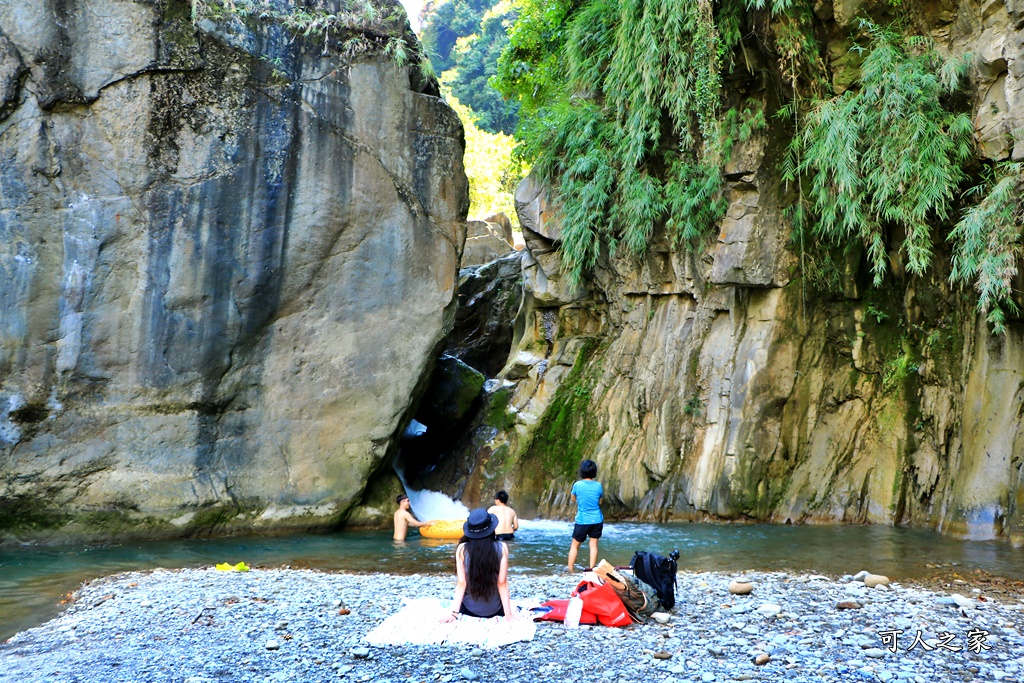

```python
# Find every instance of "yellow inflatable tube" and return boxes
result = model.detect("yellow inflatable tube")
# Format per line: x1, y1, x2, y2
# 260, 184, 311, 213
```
419, 519, 464, 540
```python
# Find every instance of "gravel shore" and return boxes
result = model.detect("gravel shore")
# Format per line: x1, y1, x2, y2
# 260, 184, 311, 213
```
2, 567, 1022, 683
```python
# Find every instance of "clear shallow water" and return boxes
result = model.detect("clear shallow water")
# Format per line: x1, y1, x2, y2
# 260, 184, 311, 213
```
2, 521, 1022, 641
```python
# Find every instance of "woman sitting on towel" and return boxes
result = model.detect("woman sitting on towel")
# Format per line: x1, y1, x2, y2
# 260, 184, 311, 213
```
440, 508, 516, 622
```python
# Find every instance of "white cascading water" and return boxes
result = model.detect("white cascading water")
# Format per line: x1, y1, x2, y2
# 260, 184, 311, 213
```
395, 421, 471, 521
394, 421, 568, 525
406, 488, 470, 522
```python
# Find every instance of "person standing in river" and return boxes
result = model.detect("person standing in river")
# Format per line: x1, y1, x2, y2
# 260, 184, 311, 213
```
566, 459, 603, 573
393, 494, 430, 541
488, 490, 519, 541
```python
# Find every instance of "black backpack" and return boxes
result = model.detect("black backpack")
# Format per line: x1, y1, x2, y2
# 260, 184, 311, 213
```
631, 550, 680, 610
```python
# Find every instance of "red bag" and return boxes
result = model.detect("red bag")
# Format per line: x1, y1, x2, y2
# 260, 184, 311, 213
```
572, 580, 632, 627
533, 599, 598, 624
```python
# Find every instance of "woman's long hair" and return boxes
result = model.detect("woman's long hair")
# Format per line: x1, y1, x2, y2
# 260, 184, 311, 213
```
459, 534, 500, 600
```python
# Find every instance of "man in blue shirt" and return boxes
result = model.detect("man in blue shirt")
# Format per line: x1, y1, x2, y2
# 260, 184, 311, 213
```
567, 459, 603, 572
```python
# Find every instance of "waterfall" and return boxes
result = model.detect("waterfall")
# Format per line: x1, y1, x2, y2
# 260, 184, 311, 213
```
395, 421, 470, 522
406, 489, 470, 522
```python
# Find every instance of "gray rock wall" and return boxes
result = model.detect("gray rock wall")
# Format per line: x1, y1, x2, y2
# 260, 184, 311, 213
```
447, 0, 1024, 545
0, 0, 468, 541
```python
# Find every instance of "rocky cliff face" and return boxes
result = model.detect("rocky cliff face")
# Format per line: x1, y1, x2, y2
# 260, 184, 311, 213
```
438, 0, 1024, 544
0, 0, 468, 541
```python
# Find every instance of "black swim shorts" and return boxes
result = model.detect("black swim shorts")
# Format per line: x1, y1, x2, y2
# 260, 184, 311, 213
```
495, 533, 515, 541
571, 522, 603, 542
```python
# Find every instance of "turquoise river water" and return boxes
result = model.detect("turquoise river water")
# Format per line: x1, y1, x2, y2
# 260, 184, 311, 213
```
2, 520, 1022, 642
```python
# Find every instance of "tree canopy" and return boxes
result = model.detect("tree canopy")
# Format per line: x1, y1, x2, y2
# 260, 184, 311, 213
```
421, 0, 520, 135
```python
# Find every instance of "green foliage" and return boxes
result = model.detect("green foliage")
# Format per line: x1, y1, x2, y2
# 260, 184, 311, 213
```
496, 0, 766, 287
798, 248, 844, 294
422, 0, 519, 134
797, 21, 974, 286
526, 340, 602, 479
422, 0, 494, 72
949, 163, 1024, 334
882, 337, 918, 392
516, 101, 616, 281
662, 156, 728, 247
791, 20, 1022, 334
682, 396, 703, 416
865, 304, 890, 324
446, 93, 524, 223
492, 0, 573, 114
743, 0, 798, 11
190, 0, 418, 64
744, 0, 825, 92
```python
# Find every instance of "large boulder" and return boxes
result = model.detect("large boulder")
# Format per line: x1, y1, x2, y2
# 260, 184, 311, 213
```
444, 252, 524, 377
514, 175, 587, 305
461, 219, 514, 267
0, 0, 468, 542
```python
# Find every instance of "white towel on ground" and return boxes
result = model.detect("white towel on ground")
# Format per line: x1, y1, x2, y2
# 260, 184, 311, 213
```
363, 597, 536, 648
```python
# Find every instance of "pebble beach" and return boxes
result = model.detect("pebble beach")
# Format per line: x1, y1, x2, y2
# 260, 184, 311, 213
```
2, 567, 1023, 683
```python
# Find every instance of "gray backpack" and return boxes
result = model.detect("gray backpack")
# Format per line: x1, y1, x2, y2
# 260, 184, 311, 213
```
603, 567, 662, 623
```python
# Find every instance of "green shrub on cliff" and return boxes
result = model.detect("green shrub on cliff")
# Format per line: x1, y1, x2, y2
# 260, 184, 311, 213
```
495, 0, 765, 288
796, 21, 1023, 333
949, 163, 1024, 334
492, 2, 1019, 331
797, 22, 974, 287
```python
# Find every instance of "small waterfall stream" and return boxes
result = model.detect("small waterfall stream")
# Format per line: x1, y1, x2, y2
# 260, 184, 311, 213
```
405, 489, 470, 522
395, 421, 470, 522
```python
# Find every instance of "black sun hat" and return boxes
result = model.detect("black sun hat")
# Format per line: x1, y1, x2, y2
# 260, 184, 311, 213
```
463, 508, 499, 539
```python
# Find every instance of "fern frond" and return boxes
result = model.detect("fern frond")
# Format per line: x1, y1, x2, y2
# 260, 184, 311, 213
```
799, 24, 973, 285
950, 164, 1024, 334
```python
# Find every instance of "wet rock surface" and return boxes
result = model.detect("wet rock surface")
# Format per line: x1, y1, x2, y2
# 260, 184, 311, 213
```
2, 568, 1022, 682
0, 0, 468, 541
442, 0, 1024, 544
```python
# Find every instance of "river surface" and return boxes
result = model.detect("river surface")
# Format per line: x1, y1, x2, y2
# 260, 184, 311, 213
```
2, 520, 1022, 641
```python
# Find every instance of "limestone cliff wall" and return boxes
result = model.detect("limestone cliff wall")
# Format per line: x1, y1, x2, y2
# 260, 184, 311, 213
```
0, 0, 468, 541
445, 0, 1024, 544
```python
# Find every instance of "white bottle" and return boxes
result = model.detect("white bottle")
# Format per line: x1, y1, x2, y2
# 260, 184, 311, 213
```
565, 595, 584, 629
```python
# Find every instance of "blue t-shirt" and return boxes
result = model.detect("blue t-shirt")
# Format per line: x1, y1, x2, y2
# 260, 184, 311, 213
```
571, 479, 603, 525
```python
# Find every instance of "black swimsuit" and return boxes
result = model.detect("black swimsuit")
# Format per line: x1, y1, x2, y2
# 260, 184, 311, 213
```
459, 541, 504, 617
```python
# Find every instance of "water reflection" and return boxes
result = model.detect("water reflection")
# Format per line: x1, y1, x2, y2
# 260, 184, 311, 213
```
2, 521, 1022, 642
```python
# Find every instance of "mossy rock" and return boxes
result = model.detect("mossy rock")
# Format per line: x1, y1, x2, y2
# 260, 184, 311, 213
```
0, 496, 70, 533
482, 383, 516, 433
346, 469, 404, 529
521, 339, 602, 480
417, 355, 486, 429
829, 38, 865, 94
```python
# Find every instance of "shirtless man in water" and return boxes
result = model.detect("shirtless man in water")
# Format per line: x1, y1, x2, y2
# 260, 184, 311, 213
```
487, 490, 519, 541
393, 494, 430, 541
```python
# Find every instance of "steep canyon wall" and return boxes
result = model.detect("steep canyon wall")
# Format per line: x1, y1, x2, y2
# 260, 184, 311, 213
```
2, 0, 1021, 546
440, 0, 1024, 544
0, 0, 468, 541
